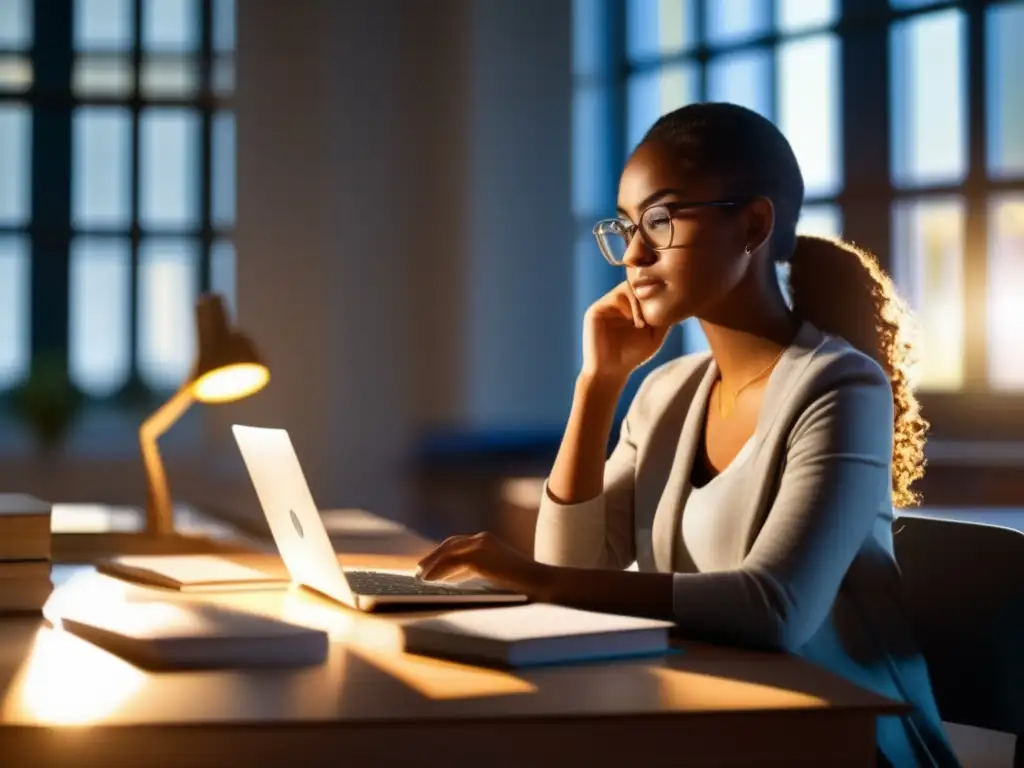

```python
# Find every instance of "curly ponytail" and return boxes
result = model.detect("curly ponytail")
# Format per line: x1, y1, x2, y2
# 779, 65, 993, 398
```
785, 235, 929, 508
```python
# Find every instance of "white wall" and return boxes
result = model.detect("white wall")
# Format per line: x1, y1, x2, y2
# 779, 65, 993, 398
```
223, 0, 575, 523
465, 0, 575, 429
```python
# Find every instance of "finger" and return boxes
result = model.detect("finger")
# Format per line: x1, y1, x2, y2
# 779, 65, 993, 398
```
620, 283, 645, 329
415, 535, 470, 576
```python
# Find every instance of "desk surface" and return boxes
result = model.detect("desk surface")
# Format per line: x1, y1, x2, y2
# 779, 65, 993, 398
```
1, 553, 905, 729
0, 505, 905, 767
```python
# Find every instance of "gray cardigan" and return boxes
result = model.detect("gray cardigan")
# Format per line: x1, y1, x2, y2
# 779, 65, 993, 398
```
535, 321, 961, 767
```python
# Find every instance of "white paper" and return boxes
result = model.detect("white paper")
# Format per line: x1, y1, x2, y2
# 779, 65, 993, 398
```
409, 603, 672, 642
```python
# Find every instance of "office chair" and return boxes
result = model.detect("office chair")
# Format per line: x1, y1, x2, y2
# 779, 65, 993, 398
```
893, 516, 1024, 768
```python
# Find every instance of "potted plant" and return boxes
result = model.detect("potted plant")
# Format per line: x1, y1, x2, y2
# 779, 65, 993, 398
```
10, 354, 83, 455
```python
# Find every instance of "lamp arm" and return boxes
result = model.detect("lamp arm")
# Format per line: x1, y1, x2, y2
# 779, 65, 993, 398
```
139, 384, 195, 536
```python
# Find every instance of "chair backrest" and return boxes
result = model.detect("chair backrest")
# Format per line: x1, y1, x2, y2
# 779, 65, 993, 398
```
893, 515, 1024, 736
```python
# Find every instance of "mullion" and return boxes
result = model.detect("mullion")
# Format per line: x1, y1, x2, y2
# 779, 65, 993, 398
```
198, 0, 213, 294
28, 0, 73, 370
696, 0, 707, 99
837, 0, 892, 272
963, 0, 989, 390
0, 93, 225, 108
0, 91, 223, 105
125, 0, 143, 395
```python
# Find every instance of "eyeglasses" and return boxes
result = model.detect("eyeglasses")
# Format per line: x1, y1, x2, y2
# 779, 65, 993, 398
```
592, 200, 748, 266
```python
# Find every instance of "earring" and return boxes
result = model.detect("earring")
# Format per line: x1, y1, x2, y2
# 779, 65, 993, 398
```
744, 245, 752, 255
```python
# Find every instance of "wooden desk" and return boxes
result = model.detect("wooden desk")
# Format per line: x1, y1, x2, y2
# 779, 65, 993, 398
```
0, 508, 905, 767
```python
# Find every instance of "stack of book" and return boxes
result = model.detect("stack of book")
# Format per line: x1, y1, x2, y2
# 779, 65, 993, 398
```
0, 494, 53, 614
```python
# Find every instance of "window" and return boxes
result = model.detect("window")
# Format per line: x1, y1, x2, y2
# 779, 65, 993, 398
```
0, 0, 235, 407
573, 0, 1024, 440
886, 0, 1024, 408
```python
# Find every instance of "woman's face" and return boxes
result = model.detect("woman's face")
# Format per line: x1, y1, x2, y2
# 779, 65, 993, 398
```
614, 140, 773, 328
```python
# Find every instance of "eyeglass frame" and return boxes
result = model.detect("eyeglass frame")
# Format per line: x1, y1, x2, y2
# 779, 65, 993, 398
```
592, 199, 751, 266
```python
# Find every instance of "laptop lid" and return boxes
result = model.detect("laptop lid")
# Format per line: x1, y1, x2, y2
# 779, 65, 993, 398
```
232, 424, 356, 607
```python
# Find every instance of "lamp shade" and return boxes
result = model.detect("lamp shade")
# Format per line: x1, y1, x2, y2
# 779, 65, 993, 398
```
189, 293, 269, 403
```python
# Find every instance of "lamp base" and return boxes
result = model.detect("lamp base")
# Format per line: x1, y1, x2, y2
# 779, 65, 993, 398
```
52, 531, 257, 564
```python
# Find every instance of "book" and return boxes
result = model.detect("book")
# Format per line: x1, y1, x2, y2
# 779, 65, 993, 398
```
0, 578, 54, 613
0, 494, 52, 561
0, 560, 52, 581
97, 555, 290, 593
401, 603, 674, 668
55, 601, 329, 670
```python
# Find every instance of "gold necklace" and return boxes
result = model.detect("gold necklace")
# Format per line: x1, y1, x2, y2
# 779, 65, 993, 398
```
717, 347, 787, 418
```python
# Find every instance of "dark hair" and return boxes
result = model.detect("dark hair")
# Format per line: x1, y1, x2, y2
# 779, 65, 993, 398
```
642, 103, 928, 507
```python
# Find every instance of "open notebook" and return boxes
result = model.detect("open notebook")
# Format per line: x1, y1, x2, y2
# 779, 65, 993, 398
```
401, 603, 674, 668
97, 555, 289, 593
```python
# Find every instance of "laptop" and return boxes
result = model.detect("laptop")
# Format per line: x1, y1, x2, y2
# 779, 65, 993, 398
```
232, 424, 528, 612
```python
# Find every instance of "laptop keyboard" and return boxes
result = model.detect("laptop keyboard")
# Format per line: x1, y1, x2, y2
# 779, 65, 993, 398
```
344, 570, 509, 596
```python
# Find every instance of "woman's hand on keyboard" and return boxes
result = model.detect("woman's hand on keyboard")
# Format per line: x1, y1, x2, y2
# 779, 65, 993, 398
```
415, 532, 552, 598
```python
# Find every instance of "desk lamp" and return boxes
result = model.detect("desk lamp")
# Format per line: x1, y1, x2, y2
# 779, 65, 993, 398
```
52, 293, 269, 562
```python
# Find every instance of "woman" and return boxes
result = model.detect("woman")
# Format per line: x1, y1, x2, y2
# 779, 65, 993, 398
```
416, 103, 959, 767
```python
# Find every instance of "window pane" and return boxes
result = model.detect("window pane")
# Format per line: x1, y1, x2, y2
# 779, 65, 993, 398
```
210, 239, 236, 319
73, 107, 131, 227
707, 48, 772, 120
573, 86, 613, 217
0, 236, 29, 390
986, 2, 1024, 179
140, 108, 200, 228
627, 0, 697, 63
573, 0, 608, 77
142, 0, 198, 51
987, 195, 1024, 390
0, 104, 30, 226
212, 55, 234, 96
626, 63, 698, 152
706, 0, 771, 48
776, 0, 837, 33
213, 0, 235, 53
778, 34, 840, 197
890, 10, 967, 187
0, 0, 32, 49
73, 54, 133, 96
138, 238, 199, 389
140, 55, 199, 97
212, 111, 235, 227
891, 198, 965, 391
74, 0, 133, 50
0, 56, 32, 92
797, 204, 842, 238
69, 237, 131, 397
